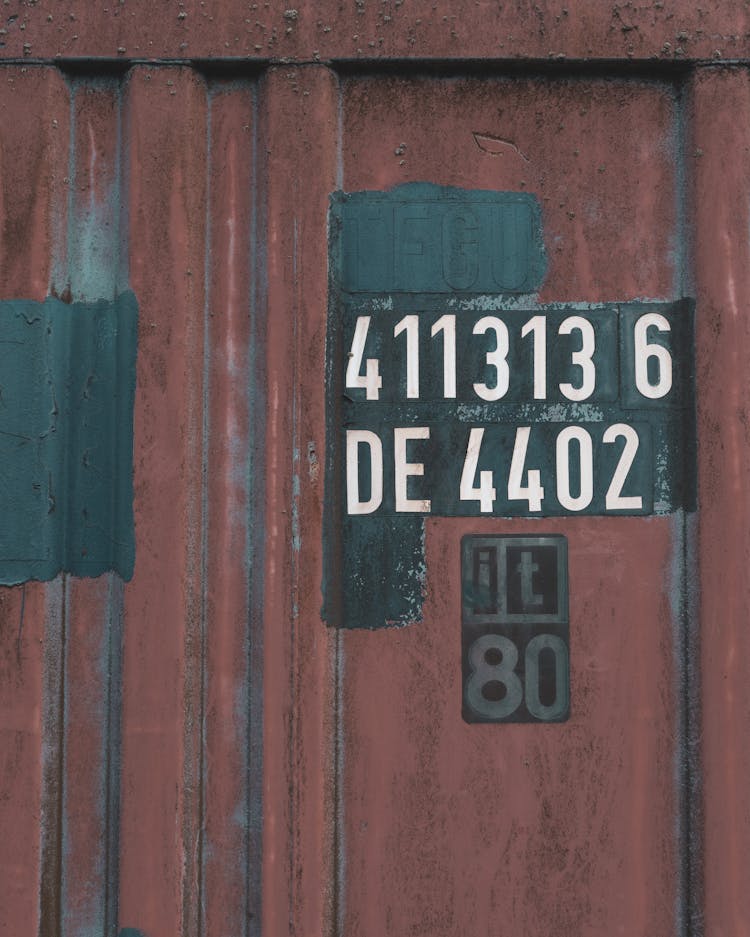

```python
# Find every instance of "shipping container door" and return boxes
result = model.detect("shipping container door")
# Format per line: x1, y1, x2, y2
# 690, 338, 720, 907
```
0, 37, 749, 937
319, 70, 690, 937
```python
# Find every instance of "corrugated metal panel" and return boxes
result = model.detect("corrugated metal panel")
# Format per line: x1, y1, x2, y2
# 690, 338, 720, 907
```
0, 67, 267, 937
0, 38, 747, 937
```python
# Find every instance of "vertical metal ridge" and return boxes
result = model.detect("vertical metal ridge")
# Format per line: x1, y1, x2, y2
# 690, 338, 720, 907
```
179, 67, 210, 937
39, 74, 73, 937
58, 72, 130, 937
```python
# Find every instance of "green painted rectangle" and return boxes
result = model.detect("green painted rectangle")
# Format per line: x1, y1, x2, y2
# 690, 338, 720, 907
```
333, 183, 546, 294
324, 185, 696, 629
0, 292, 137, 583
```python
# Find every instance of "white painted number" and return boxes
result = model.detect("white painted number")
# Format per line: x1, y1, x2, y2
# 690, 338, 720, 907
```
521, 315, 547, 399
556, 426, 593, 511
559, 315, 596, 401
634, 312, 672, 399
508, 427, 544, 512
472, 316, 510, 401
347, 312, 674, 407
460, 428, 496, 512
603, 423, 643, 510
345, 316, 382, 400
431, 314, 457, 398
394, 314, 420, 398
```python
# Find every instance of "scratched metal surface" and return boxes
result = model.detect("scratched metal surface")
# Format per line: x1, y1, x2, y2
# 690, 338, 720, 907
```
0, 34, 746, 937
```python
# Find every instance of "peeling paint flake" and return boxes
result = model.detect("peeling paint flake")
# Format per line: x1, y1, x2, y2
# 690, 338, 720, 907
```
472, 131, 530, 162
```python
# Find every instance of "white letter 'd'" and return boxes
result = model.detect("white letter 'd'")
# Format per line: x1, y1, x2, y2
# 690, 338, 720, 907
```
346, 430, 383, 515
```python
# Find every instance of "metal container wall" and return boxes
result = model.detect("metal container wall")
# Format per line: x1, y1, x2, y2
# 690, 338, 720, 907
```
0, 6, 748, 936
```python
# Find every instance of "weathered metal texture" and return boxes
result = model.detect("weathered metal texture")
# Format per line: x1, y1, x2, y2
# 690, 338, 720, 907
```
117, 66, 265, 937
691, 66, 750, 937
0, 66, 264, 937
0, 29, 746, 937
259, 65, 339, 937
334, 73, 687, 935
2, 1, 750, 63
0, 67, 69, 937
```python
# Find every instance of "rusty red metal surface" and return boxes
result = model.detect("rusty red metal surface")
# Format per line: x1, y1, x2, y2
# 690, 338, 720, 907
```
1, 1, 750, 63
335, 72, 683, 936
692, 66, 750, 937
0, 9, 748, 937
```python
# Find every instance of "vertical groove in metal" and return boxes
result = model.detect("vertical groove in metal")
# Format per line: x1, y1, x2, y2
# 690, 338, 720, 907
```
59, 78, 77, 937
281, 69, 300, 934
104, 77, 128, 936
247, 79, 265, 937
107, 74, 129, 937
685, 511, 703, 937
684, 65, 750, 937
104, 575, 124, 937
288, 191, 301, 937
39, 576, 66, 937
181, 68, 208, 937
671, 78, 689, 937
198, 80, 212, 937
333, 630, 345, 937
671, 507, 703, 937
672, 75, 703, 937
332, 74, 345, 937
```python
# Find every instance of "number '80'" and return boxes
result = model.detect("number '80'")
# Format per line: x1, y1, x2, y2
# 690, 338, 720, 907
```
465, 633, 569, 722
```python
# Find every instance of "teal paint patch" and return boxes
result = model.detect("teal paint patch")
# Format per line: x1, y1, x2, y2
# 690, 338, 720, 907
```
0, 291, 137, 583
324, 184, 695, 629
333, 183, 546, 294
